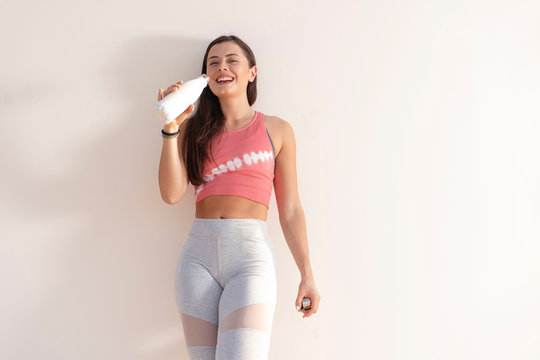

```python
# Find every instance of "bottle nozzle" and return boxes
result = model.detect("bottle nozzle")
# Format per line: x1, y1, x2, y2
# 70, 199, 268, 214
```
201, 74, 210, 84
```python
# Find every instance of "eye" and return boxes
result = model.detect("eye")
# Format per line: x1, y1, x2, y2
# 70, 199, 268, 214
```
209, 60, 238, 65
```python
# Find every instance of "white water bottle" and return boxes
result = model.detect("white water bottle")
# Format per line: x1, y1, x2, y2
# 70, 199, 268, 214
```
153, 74, 210, 126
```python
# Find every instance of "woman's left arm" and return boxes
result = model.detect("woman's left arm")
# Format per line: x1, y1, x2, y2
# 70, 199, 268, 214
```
273, 118, 321, 319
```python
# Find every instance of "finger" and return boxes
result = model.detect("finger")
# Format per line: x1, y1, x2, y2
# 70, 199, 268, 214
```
300, 299, 316, 317
303, 307, 315, 317
183, 104, 194, 114
309, 297, 319, 313
313, 298, 319, 313
295, 295, 303, 311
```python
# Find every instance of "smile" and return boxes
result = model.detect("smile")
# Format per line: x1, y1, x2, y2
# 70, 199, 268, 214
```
217, 79, 234, 85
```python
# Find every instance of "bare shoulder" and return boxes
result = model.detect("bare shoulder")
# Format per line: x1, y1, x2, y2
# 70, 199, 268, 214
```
264, 115, 294, 158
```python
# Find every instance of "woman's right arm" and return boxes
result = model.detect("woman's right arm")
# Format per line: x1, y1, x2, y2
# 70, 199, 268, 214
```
158, 120, 189, 204
157, 81, 194, 204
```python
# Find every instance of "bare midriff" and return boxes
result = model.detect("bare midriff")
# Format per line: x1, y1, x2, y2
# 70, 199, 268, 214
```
195, 195, 268, 221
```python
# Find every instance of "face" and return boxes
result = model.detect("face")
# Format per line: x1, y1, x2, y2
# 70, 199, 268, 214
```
206, 41, 257, 98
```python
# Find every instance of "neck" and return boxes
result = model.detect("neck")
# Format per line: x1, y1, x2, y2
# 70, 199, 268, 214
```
218, 95, 254, 125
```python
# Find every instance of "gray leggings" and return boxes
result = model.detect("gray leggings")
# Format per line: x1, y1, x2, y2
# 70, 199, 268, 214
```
175, 218, 277, 360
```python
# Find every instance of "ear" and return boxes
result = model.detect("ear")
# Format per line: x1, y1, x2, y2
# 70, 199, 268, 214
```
250, 65, 257, 82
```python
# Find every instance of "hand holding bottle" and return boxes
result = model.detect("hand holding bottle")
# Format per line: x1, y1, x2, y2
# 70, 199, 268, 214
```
157, 80, 195, 133
154, 74, 209, 129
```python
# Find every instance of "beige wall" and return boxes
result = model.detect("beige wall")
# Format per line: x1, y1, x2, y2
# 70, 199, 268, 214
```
1, 0, 540, 359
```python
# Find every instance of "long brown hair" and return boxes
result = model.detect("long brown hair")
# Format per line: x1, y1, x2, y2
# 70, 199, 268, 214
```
181, 35, 258, 187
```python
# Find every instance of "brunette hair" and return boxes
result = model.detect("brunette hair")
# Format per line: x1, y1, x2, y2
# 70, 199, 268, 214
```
181, 35, 258, 186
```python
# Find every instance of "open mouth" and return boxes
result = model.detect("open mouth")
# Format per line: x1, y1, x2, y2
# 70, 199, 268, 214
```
217, 78, 234, 85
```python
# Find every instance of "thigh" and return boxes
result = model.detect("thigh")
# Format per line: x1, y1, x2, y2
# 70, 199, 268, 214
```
219, 270, 277, 333
175, 246, 223, 353
215, 263, 277, 360
217, 222, 277, 324
175, 243, 222, 324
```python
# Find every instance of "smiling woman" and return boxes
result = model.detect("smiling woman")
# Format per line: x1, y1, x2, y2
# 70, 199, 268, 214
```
208, 54, 240, 86
157, 34, 321, 360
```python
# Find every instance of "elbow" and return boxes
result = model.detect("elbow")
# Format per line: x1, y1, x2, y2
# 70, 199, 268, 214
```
162, 193, 182, 205
163, 196, 178, 205
278, 203, 303, 223
161, 187, 187, 205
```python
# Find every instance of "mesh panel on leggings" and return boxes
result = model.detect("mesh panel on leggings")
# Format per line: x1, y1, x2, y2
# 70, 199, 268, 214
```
181, 313, 217, 360
215, 303, 274, 360
181, 312, 218, 345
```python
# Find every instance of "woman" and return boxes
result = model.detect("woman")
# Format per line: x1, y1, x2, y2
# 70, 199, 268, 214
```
157, 34, 321, 360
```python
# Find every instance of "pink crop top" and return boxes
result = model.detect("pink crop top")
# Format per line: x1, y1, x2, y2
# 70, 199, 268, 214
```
193, 110, 276, 208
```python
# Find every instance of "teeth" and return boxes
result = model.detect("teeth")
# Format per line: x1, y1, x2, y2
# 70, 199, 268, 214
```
217, 77, 233, 82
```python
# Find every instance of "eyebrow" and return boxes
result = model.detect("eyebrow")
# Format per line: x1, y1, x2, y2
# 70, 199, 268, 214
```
208, 53, 240, 61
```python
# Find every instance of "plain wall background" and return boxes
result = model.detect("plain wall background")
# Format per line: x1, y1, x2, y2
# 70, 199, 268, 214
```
1, 0, 539, 359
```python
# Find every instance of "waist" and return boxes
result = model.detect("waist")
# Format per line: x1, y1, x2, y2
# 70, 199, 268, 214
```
189, 217, 268, 241
195, 195, 268, 221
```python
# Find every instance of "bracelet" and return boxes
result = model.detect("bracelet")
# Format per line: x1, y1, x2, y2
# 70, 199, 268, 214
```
162, 128, 180, 139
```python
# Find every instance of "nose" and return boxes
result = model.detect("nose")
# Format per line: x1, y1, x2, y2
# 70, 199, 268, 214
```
217, 61, 229, 72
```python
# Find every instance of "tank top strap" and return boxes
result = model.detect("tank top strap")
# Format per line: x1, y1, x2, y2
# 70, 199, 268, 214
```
256, 110, 265, 132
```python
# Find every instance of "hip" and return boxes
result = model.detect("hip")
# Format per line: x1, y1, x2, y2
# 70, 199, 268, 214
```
180, 218, 276, 268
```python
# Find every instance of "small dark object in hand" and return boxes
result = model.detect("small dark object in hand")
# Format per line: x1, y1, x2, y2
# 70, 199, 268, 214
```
301, 297, 311, 310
